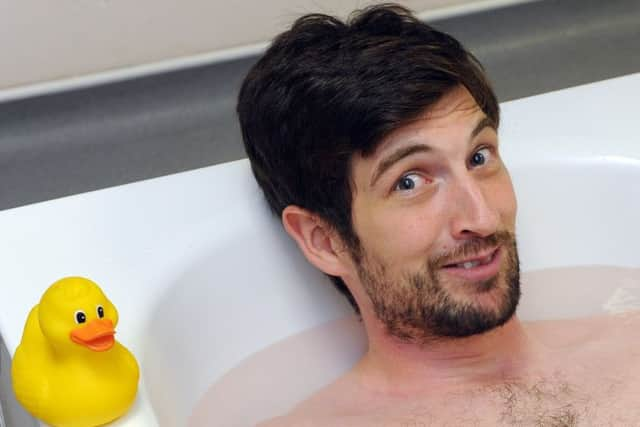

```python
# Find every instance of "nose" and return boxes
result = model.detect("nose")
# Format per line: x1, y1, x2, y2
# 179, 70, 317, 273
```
448, 174, 500, 240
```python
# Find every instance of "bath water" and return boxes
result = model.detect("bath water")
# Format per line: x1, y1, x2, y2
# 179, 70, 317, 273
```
189, 265, 640, 426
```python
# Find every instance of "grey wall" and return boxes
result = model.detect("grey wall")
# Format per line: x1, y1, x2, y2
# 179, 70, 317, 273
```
1, 0, 639, 211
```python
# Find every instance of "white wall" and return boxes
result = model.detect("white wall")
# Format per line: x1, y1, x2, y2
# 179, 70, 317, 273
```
0, 0, 525, 93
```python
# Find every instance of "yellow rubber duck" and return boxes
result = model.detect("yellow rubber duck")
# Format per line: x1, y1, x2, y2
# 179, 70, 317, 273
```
11, 277, 139, 427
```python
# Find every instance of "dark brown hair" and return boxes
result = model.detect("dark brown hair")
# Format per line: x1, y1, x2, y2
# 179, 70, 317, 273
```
237, 3, 499, 313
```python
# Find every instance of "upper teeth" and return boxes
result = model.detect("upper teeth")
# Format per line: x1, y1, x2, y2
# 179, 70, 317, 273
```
455, 254, 492, 269
459, 261, 480, 269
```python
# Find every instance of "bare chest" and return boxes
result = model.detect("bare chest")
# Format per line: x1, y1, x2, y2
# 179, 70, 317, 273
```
459, 375, 639, 427
328, 374, 640, 427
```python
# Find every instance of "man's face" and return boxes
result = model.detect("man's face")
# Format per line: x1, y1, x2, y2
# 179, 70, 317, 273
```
347, 86, 520, 342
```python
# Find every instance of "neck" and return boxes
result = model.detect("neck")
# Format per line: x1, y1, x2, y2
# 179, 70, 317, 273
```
355, 314, 543, 396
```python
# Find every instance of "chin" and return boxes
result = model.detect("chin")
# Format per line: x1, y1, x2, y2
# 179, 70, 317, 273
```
436, 269, 521, 337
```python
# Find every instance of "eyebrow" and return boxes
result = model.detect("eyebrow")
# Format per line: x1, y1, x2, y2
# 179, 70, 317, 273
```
370, 145, 431, 187
471, 116, 496, 140
369, 116, 497, 187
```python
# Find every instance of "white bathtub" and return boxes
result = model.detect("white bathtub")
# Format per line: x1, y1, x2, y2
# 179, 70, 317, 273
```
0, 72, 638, 426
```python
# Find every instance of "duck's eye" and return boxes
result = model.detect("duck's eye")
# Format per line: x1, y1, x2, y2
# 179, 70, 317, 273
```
97, 305, 104, 318
74, 310, 87, 324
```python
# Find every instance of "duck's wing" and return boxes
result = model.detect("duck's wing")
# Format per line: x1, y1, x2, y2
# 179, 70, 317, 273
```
121, 344, 140, 380
17, 305, 47, 352
11, 304, 54, 420
11, 343, 51, 421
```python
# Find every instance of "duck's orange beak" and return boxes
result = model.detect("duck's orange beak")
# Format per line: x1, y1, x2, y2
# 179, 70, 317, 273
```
70, 319, 116, 352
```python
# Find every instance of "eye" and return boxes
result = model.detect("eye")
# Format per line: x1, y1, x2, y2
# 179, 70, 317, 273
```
74, 310, 87, 324
470, 147, 492, 168
393, 173, 427, 192
97, 305, 105, 319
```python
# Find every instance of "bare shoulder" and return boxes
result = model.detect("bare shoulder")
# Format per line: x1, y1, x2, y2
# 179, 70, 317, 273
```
525, 310, 640, 346
600, 310, 640, 351
526, 311, 640, 381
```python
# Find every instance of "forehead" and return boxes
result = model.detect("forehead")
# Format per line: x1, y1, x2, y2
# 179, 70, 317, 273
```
374, 86, 483, 156
351, 86, 487, 187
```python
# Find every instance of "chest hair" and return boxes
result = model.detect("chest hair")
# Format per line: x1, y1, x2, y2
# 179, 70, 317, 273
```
486, 377, 593, 427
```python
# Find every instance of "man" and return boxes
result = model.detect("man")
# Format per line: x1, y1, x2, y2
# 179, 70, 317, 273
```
237, 4, 640, 426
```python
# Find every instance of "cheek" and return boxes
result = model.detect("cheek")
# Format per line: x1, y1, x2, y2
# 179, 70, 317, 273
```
355, 201, 445, 268
491, 171, 517, 227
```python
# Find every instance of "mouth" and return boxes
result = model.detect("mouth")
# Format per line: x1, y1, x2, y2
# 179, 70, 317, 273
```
440, 246, 502, 282
70, 319, 116, 352
76, 334, 115, 352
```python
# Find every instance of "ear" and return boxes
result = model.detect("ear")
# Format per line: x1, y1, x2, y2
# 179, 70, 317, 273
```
282, 205, 350, 277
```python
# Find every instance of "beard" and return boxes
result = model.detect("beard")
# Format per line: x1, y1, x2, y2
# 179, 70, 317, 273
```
355, 230, 520, 343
